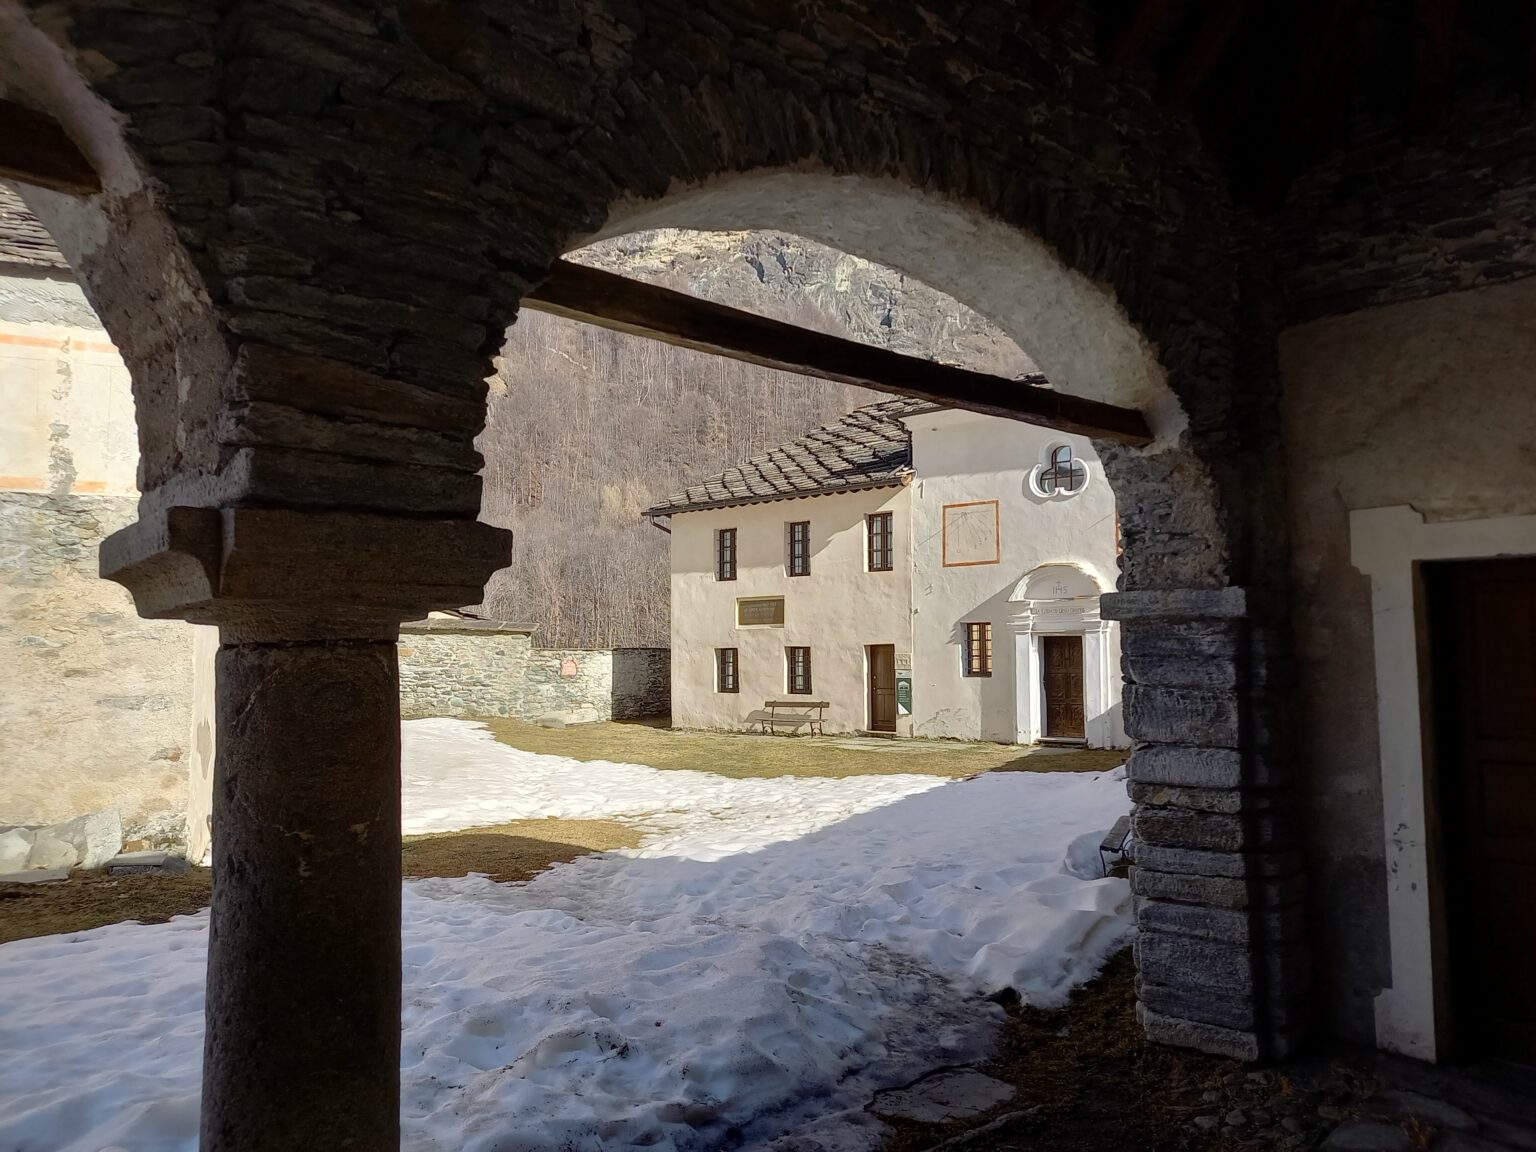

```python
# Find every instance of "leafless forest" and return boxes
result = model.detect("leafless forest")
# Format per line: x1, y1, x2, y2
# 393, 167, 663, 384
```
477, 231, 1033, 648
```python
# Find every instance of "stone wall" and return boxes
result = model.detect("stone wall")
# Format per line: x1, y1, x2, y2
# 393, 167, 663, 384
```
1282, 90, 1536, 322
0, 490, 194, 842
398, 620, 669, 723
0, 269, 194, 844
1279, 275, 1536, 1048
397, 619, 534, 720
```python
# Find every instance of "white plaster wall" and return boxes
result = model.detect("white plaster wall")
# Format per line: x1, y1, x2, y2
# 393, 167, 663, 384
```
0, 271, 196, 843
905, 411, 1122, 744
1280, 275, 1536, 1049
669, 488, 911, 734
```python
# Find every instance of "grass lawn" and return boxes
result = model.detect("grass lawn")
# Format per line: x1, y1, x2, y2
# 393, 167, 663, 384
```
1, 723, 1128, 944
480, 717, 1131, 779
0, 817, 639, 946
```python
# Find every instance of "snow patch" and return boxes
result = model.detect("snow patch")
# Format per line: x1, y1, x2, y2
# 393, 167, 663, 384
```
0, 720, 1132, 1152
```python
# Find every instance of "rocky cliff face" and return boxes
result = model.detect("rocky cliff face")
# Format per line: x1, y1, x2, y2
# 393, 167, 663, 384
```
478, 229, 1031, 650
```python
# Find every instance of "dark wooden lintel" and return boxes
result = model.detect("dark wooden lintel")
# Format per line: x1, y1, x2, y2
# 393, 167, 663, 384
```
523, 261, 1153, 447
1034, 0, 1077, 33
0, 98, 100, 196
1105, 0, 1171, 70
1159, 1, 1249, 111
1412, 0, 1458, 135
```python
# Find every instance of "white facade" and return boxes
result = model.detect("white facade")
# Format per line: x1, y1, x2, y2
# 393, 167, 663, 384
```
668, 485, 914, 736
664, 411, 1128, 746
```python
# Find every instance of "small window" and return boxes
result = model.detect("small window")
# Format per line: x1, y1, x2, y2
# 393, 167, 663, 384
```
716, 647, 739, 693
867, 512, 894, 572
737, 597, 785, 626
716, 527, 737, 581
786, 646, 813, 695
1036, 445, 1088, 497
964, 622, 993, 677
787, 520, 811, 577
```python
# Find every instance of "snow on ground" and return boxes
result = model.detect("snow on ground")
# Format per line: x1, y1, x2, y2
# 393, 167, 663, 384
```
0, 720, 1133, 1152
400, 717, 951, 859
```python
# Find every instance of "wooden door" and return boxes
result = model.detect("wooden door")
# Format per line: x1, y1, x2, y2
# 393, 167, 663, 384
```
1042, 635, 1085, 740
869, 645, 897, 732
1428, 557, 1536, 1064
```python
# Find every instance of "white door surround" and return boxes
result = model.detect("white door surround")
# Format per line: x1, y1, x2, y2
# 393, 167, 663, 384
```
1350, 504, 1536, 1061
1009, 563, 1119, 748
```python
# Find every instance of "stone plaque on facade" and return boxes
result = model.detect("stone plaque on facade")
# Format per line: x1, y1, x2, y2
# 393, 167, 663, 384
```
559, 657, 578, 677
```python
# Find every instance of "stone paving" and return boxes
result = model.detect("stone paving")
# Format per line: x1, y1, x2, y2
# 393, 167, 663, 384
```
901, 1043, 1534, 1152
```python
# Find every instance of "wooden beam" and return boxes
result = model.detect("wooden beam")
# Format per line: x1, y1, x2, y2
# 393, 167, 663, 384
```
1105, 0, 1171, 71
0, 99, 99, 196
1033, 0, 1076, 33
1159, 0, 1249, 111
1411, 0, 1457, 135
523, 261, 1153, 447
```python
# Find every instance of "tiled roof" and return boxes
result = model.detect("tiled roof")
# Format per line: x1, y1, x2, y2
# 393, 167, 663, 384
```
0, 185, 68, 270
644, 396, 937, 518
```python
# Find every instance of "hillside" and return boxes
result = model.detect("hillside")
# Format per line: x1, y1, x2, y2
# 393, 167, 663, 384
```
477, 230, 1034, 649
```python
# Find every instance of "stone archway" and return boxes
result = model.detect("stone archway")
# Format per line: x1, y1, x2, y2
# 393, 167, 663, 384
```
0, 1, 1302, 1141
564, 179, 1299, 1062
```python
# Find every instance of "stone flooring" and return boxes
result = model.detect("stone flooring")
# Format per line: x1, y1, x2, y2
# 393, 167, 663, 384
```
929, 1045, 1535, 1152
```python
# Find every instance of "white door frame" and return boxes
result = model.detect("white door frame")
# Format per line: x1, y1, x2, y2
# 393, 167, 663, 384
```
1011, 609, 1115, 747
1350, 504, 1536, 1060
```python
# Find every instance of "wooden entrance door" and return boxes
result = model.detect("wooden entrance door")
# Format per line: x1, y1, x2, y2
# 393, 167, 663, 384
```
1042, 635, 1085, 740
869, 645, 897, 733
1428, 557, 1536, 1065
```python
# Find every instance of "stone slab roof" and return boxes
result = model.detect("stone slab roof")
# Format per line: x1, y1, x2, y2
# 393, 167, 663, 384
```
644, 396, 938, 518
0, 185, 68, 270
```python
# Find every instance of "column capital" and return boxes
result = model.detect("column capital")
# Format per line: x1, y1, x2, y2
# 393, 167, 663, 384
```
101, 506, 511, 640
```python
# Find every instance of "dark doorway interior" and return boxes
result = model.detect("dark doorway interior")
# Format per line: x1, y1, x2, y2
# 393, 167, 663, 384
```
1426, 556, 1536, 1066
868, 645, 897, 733
1042, 635, 1086, 741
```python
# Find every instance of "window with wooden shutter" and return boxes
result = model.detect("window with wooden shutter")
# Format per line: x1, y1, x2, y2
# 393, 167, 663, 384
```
716, 647, 739, 693
964, 622, 993, 677
866, 512, 894, 572
786, 646, 812, 694
716, 527, 737, 581
787, 520, 810, 576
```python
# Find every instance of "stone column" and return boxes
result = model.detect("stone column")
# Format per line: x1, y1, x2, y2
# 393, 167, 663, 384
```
1102, 588, 1309, 1061
102, 505, 510, 1150
202, 636, 402, 1150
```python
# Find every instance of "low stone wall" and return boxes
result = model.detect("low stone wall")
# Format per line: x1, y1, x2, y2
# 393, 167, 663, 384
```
398, 619, 535, 719
521, 647, 671, 724
398, 621, 669, 723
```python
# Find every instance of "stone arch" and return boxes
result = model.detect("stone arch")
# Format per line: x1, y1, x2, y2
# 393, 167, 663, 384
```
0, 0, 1302, 1109
0, 8, 233, 518
563, 173, 1231, 591
1010, 561, 1108, 603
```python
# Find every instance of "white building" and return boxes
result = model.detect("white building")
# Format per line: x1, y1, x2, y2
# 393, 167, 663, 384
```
646, 399, 1129, 747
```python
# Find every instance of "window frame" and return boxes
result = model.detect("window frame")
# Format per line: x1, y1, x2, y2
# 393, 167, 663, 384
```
786, 646, 813, 695
716, 647, 739, 693
963, 621, 993, 677
866, 512, 894, 573
715, 527, 737, 581
786, 520, 811, 577
1031, 443, 1089, 499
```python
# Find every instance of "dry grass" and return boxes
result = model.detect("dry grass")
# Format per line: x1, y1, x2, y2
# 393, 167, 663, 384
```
401, 817, 642, 883
882, 952, 1240, 1152
0, 817, 639, 946
0, 868, 215, 946
481, 717, 1130, 780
